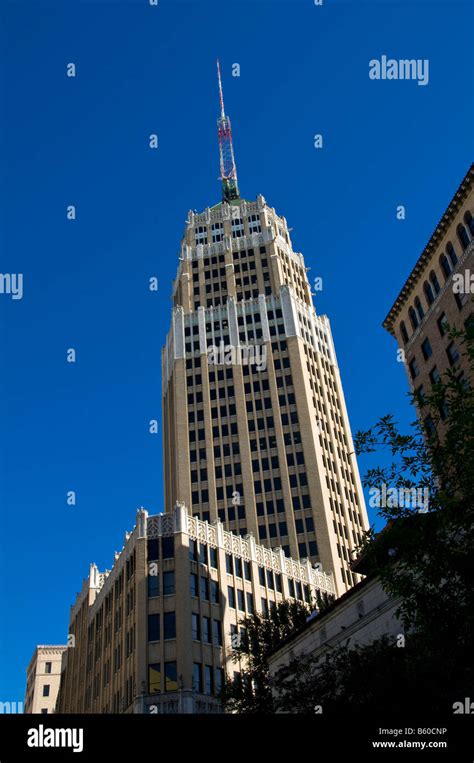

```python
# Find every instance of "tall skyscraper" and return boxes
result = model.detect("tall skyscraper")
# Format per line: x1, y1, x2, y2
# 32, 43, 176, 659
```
163, 63, 369, 596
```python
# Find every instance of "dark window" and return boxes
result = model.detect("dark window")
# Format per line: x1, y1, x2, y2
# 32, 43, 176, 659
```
163, 571, 175, 596
200, 577, 209, 600
446, 342, 460, 366
148, 574, 160, 598
147, 539, 159, 561
163, 612, 176, 640
190, 573, 198, 597
213, 619, 223, 645
148, 614, 160, 642
400, 321, 409, 344
42, 685, 50, 697
409, 358, 419, 379
437, 313, 448, 337
211, 580, 220, 604
204, 665, 213, 695
192, 613, 200, 640
45, 662, 52, 674
193, 663, 202, 693
148, 664, 161, 694
165, 662, 178, 692
421, 338, 432, 360
161, 537, 174, 559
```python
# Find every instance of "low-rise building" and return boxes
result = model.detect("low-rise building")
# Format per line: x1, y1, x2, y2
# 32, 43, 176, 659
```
56, 502, 334, 714
24, 645, 67, 714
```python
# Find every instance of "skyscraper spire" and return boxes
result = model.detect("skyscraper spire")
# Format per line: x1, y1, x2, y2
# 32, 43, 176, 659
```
216, 59, 240, 203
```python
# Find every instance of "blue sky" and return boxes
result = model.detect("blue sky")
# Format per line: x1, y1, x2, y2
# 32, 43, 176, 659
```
0, 0, 472, 702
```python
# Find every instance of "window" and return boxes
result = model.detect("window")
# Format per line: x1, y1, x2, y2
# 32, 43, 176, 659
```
408, 358, 419, 379
437, 313, 448, 336
148, 573, 160, 598
193, 663, 203, 692
163, 571, 175, 596
440, 254, 452, 280
42, 685, 50, 697
45, 662, 52, 674
163, 612, 176, 640
189, 538, 198, 561
210, 580, 220, 604
429, 366, 440, 384
246, 592, 254, 614
237, 589, 245, 611
148, 614, 160, 642
408, 306, 419, 330
200, 577, 209, 600
248, 214, 262, 233
204, 665, 213, 694
464, 210, 474, 237
192, 613, 200, 640
190, 573, 198, 597
165, 662, 178, 692
202, 617, 212, 644
215, 668, 224, 696
162, 537, 174, 559
454, 290, 468, 310
414, 297, 424, 321
148, 664, 161, 694
228, 586, 236, 608
195, 226, 207, 245
213, 619, 223, 645
447, 241, 458, 266
209, 547, 218, 568
457, 223, 470, 250
212, 222, 223, 243
446, 342, 460, 366
41, 708, 48, 714
421, 338, 432, 360
226, 554, 233, 575
400, 321, 409, 344
231, 218, 244, 238
147, 539, 159, 561
430, 271, 440, 294
423, 281, 435, 306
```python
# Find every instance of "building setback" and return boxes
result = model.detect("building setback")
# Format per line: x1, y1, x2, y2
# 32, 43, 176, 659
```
56, 503, 335, 714
383, 164, 474, 429
24, 646, 66, 714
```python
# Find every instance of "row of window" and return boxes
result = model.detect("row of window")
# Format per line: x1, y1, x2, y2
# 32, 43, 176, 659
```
400, 216, 473, 342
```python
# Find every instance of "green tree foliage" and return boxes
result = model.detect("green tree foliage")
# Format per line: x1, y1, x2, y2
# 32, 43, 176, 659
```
228, 324, 474, 714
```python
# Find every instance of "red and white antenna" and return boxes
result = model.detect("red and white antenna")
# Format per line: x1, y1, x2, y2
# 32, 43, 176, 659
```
216, 59, 240, 203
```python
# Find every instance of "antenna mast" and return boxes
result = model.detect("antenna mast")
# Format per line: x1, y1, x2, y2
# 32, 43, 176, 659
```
216, 59, 240, 203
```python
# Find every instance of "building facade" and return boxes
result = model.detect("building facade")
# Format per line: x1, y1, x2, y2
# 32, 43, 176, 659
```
162, 200, 369, 597
268, 574, 403, 702
384, 165, 474, 429
56, 503, 335, 714
24, 645, 66, 714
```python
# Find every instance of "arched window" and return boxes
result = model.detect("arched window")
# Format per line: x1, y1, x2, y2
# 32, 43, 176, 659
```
430, 270, 440, 294
464, 210, 474, 237
424, 280, 435, 306
415, 296, 424, 321
447, 242, 458, 267
409, 306, 419, 331
457, 223, 470, 250
440, 254, 452, 280
400, 321, 409, 344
